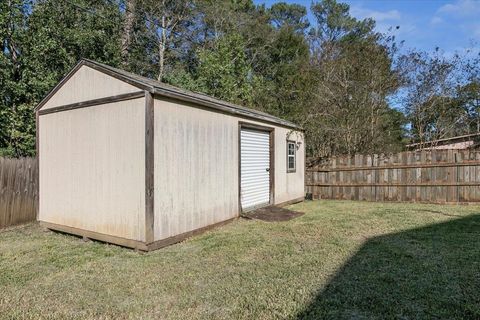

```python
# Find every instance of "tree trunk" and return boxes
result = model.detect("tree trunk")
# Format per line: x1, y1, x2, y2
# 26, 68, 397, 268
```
157, 15, 166, 82
121, 0, 136, 67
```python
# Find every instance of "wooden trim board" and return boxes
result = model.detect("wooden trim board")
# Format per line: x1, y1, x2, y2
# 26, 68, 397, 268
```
40, 221, 148, 250
146, 218, 236, 251
275, 197, 304, 207
40, 218, 235, 251
38, 91, 145, 116
270, 129, 275, 205
145, 91, 155, 244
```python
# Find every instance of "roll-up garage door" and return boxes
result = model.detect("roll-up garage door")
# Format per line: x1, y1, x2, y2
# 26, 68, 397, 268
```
240, 128, 270, 211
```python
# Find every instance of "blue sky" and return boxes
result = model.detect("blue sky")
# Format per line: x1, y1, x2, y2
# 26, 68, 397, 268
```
254, 0, 480, 55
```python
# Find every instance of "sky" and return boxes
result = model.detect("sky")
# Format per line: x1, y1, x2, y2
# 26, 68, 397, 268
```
254, 0, 480, 55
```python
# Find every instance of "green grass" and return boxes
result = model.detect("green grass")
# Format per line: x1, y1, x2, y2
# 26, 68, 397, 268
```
0, 200, 479, 319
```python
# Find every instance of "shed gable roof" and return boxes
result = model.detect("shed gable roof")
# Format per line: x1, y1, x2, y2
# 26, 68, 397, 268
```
35, 59, 301, 130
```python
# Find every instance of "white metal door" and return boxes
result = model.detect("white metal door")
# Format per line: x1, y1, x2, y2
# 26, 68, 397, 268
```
240, 128, 270, 211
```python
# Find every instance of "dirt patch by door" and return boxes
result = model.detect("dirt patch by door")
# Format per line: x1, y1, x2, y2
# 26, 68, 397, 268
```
243, 206, 304, 222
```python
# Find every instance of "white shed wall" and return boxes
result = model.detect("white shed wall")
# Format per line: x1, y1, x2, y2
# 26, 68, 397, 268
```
153, 98, 238, 240
153, 97, 304, 241
39, 98, 146, 241
274, 128, 305, 204
42, 65, 140, 110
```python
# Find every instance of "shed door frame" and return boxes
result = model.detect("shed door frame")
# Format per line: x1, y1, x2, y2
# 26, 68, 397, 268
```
238, 121, 275, 213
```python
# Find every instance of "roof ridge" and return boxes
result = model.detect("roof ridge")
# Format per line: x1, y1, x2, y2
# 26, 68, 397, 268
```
81, 59, 301, 130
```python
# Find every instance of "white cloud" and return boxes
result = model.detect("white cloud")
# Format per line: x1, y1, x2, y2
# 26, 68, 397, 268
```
430, 16, 443, 25
431, 0, 480, 43
349, 5, 415, 35
350, 7, 401, 22
437, 0, 480, 16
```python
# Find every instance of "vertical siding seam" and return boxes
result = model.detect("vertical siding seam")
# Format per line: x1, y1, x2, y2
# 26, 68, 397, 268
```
145, 92, 155, 243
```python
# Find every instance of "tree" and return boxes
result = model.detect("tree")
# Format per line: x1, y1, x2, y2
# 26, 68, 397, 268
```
304, 0, 404, 157
6, 0, 466, 158
0, 0, 122, 156
458, 81, 480, 132
138, 0, 193, 81
310, 0, 374, 46
195, 33, 255, 105
400, 50, 471, 146
252, 24, 314, 121
0, 0, 29, 155
120, 0, 136, 67
269, 2, 309, 33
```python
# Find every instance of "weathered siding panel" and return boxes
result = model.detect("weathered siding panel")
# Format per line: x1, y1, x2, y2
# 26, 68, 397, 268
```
153, 98, 238, 240
39, 98, 146, 241
274, 128, 305, 204
42, 66, 139, 110
153, 97, 304, 241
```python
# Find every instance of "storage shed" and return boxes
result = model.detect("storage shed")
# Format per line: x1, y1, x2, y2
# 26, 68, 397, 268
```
35, 59, 305, 251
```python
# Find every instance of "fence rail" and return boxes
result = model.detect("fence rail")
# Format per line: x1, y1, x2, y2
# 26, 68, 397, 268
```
0, 157, 38, 229
306, 150, 480, 204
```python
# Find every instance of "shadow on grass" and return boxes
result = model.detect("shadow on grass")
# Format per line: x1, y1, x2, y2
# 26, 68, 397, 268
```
297, 214, 480, 320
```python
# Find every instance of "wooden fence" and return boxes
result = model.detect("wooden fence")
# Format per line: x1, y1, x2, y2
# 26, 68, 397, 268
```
306, 150, 480, 204
0, 157, 38, 229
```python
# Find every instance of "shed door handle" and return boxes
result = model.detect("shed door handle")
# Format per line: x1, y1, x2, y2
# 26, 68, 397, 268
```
266, 168, 270, 172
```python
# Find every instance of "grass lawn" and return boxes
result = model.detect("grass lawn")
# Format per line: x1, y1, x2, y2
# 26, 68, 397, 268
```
0, 200, 479, 319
